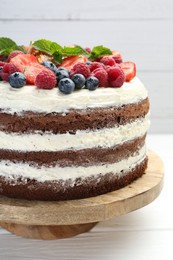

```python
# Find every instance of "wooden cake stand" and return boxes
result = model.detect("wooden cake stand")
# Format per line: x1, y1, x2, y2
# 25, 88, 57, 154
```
0, 150, 164, 240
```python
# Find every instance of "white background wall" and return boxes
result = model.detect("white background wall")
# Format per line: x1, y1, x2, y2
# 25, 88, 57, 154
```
0, 0, 172, 133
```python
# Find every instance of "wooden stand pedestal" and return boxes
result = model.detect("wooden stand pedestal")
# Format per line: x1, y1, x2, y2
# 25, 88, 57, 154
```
0, 150, 164, 240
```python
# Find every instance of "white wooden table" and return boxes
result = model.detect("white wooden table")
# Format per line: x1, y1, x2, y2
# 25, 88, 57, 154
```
0, 134, 171, 260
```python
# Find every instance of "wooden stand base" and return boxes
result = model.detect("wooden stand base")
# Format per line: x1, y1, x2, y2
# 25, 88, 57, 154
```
0, 150, 164, 240
0, 222, 98, 240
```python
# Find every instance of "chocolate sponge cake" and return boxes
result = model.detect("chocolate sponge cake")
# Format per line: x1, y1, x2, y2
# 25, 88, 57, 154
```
0, 39, 150, 201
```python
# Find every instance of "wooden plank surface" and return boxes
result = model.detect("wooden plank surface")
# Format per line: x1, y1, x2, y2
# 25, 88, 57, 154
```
1, 0, 173, 20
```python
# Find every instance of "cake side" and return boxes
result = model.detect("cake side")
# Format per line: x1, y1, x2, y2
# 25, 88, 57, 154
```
0, 38, 150, 201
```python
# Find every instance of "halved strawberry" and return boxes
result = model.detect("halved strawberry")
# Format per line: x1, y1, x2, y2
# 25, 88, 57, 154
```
10, 54, 38, 72
60, 55, 88, 70
119, 61, 136, 82
24, 63, 50, 84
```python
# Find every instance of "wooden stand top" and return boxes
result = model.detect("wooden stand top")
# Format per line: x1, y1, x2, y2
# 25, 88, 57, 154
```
0, 150, 164, 226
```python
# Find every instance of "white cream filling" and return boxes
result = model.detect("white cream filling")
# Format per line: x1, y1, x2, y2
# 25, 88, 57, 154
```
0, 115, 149, 152
0, 145, 146, 183
0, 77, 148, 114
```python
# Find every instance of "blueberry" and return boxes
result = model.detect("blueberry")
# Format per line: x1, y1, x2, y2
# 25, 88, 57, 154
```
85, 76, 99, 91
56, 66, 69, 74
85, 61, 91, 65
58, 78, 75, 94
9, 72, 26, 88
42, 61, 57, 73
55, 69, 70, 82
71, 74, 85, 89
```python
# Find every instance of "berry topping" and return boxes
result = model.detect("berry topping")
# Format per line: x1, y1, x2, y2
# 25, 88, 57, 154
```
8, 50, 24, 62
119, 62, 136, 82
85, 47, 91, 53
92, 68, 108, 87
71, 74, 86, 89
58, 78, 75, 94
24, 63, 50, 84
55, 68, 70, 82
56, 66, 69, 74
9, 72, 26, 88
71, 62, 90, 78
0, 67, 3, 81
42, 61, 57, 73
111, 50, 123, 64
35, 70, 56, 89
0, 61, 7, 67
61, 55, 88, 70
108, 66, 125, 88
1, 63, 20, 81
100, 56, 116, 66
10, 54, 38, 72
89, 61, 105, 72
85, 76, 99, 91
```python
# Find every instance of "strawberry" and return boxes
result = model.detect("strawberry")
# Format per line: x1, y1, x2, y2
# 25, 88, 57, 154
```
10, 54, 38, 72
24, 63, 50, 84
10, 53, 50, 84
60, 55, 88, 70
8, 51, 24, 62
119, 62, 136, 82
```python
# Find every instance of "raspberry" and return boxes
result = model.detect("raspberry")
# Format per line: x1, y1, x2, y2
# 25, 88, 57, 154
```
92, 68, 108, 87
1, 63, 21, 81
105, 65, 112, 73
89, 62, 105, 72
100, 56, 116, 66
111, 51, 123, 64
112, 55, 122, 64
71, 62, 90, 78
0, 61, 7, 67
85, 47, 91, 53
108, 66, 125, 88
8, 50, 24, 62
35, 70, 57, 89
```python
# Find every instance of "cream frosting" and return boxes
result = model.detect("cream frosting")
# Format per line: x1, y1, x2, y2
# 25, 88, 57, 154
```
0, 115, 149, 151
0, 77, 148, 114
0, 145, 146, 183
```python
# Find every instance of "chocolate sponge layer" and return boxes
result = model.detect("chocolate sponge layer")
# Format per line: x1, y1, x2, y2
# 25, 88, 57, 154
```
0, 157, 148, 201
0, 135, 146, 167
0, 98, 149, 134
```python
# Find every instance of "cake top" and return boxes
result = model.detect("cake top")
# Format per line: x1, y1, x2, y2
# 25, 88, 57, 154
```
0, 37, 136, 91
0, 37, 147, 113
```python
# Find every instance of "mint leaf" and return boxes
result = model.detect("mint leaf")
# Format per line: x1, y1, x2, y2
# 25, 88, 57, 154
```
89, 45, 112, 60
50, 42, 62, 54
0, 37, 24, 55
33, 39, 54, 54
52, 51, 63, 64
63, 45, 88, 57
33, 39, 63, 55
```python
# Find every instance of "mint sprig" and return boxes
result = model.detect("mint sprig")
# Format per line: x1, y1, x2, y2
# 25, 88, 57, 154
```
89, 45, 112, 60
0, 37, 26, 55
0, 37, 113, 64
63, 45, 89, 57
33, 39, 89, 64
33, 39, 63, 63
